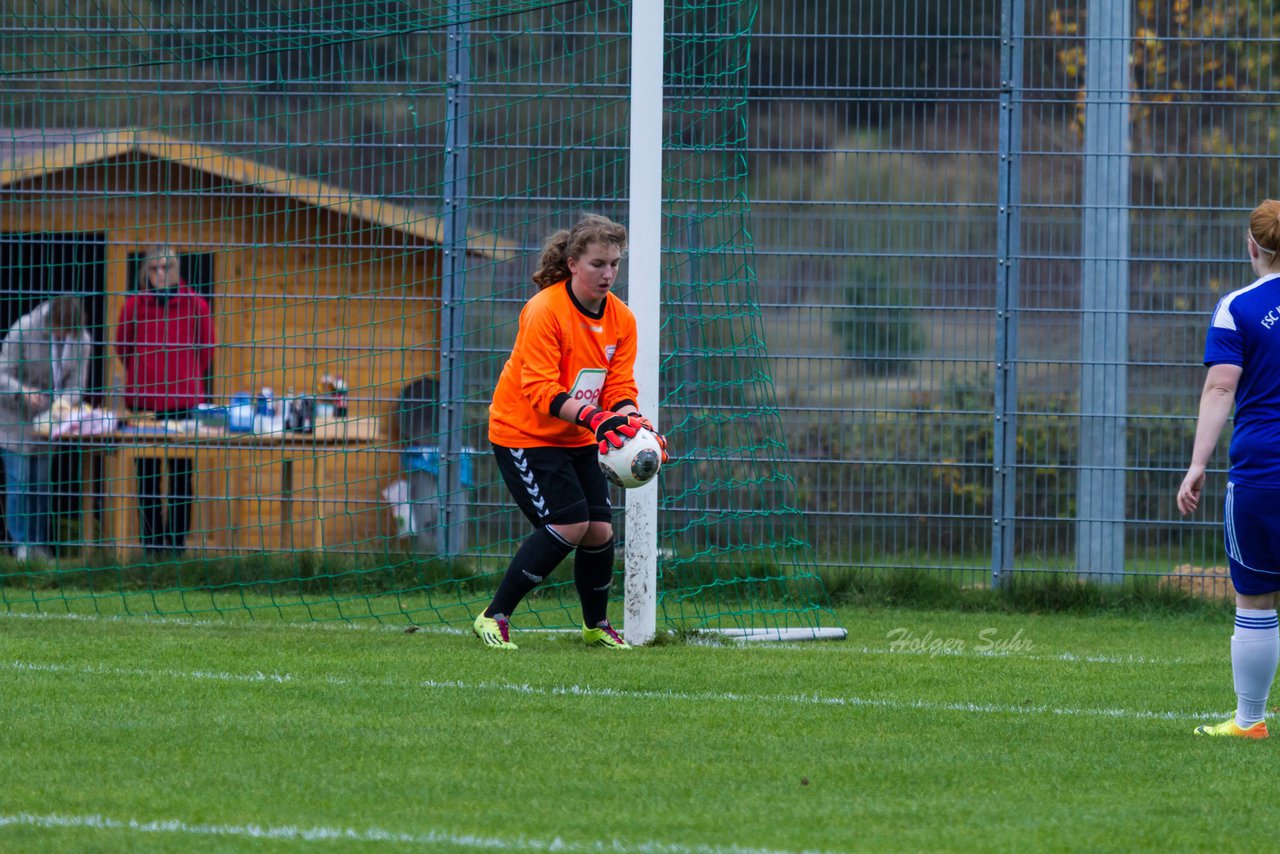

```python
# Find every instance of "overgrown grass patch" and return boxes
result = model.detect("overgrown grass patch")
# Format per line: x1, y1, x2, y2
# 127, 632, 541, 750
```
821, 565, 1233, 618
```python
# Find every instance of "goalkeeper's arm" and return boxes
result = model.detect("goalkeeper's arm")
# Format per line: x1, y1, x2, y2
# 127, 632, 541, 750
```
549, 397, 639, 451
556, 399, 669, 462
576, 404, 641, 451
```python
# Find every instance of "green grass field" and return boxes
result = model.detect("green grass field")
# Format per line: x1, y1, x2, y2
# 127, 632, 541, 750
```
1, 599, 1269, 852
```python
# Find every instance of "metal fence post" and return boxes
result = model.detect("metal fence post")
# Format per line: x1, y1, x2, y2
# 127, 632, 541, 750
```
993, 0, 1024, 588
440, 0, 471, 557
1077, 0, 1131, 583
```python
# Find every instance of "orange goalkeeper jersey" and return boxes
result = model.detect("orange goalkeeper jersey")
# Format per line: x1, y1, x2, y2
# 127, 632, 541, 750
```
488, 280, 640, 448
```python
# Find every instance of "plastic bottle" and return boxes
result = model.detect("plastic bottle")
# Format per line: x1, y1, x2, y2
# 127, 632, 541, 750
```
228, 393, 254, 432
283, 388, 299, 430
257, 387, 274, 416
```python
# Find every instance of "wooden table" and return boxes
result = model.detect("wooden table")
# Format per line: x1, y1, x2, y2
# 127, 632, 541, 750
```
58, 417, 383, 558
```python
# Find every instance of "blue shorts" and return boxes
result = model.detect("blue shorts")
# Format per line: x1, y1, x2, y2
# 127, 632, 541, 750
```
1225, 482, 1280, 596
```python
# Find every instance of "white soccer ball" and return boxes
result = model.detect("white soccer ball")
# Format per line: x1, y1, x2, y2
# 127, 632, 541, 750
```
599, 427, 664, 488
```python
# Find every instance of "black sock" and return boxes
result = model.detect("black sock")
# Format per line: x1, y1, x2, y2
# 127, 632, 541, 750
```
574, 537, 615, 627
486, 526, 575, 617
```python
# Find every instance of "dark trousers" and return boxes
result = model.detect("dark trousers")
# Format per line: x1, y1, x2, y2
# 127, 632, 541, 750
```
136, 456, 193, 550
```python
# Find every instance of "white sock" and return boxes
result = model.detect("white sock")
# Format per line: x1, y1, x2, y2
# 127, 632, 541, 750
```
1232, 608, 1279, 727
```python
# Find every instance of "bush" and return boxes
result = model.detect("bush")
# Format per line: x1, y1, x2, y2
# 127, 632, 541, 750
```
831, 262, 925, 377
788, 381, 1209, 559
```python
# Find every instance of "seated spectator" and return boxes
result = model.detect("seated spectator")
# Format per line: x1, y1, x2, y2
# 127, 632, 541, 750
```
0, 296, 92, 561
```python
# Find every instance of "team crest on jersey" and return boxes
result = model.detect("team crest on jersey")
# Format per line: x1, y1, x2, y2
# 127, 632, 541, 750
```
605, 344, 617, 362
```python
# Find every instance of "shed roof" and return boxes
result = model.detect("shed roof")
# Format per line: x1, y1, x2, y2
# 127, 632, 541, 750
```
0, 128, 514, 260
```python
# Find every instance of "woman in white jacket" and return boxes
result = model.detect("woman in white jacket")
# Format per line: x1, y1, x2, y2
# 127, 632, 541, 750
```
0, 296, 92, 560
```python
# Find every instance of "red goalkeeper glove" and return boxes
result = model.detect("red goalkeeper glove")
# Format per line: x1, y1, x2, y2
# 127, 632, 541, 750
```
575, 405, 642, 452
633, 414, 670, 464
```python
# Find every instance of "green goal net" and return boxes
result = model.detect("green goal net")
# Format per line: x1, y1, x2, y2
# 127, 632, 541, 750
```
0, 0, 839, 640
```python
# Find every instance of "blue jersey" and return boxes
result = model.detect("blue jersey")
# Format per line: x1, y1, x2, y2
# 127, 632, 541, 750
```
1203, 272, 1280, 486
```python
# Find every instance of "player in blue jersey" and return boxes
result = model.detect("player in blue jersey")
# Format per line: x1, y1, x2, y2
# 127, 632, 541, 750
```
1178, 199, 1280, 739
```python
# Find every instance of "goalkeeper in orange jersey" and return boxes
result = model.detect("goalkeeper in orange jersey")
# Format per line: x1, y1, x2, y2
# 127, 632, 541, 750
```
475, 214, 668, 650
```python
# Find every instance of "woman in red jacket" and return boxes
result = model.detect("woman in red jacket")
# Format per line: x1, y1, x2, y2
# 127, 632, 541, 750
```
113, 246, 216, 554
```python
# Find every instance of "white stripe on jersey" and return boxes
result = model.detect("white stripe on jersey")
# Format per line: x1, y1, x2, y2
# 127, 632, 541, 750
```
1212, 272, 1280, 330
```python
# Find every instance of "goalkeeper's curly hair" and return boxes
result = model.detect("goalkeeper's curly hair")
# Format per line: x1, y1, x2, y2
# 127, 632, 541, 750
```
532, 214, 628, 290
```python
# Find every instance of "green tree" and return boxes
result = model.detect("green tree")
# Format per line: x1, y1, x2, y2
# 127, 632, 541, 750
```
831, 261, 924, 377
1046, 0, 1280, 209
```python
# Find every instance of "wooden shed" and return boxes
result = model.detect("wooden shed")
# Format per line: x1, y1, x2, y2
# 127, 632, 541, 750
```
0, 128, 513, 553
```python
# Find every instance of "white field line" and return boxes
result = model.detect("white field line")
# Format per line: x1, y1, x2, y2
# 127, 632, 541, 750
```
3, 658, 1225, 722
0, 811, 822, 854
0, 610, 1211, 666
0, 609, 446, 634
767, 644, 1203, 667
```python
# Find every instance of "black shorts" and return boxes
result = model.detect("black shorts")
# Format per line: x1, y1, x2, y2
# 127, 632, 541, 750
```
492, 443, 612, 527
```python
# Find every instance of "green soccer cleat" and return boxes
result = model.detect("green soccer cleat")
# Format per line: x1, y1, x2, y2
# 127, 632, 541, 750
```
473, 613, 518, 650
583, 621, 631, 650
1194, 718, 1269, 739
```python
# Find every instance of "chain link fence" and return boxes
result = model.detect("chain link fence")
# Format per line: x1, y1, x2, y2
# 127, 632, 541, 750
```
0, 1, 1266, 600
747, 0, 1270, 593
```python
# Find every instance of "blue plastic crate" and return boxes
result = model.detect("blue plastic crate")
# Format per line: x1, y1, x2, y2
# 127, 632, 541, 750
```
403, 446, 475, 487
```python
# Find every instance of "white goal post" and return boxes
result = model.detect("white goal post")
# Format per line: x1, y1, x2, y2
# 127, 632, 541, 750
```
622, 1, 846, 646
623, 0, 664, 646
